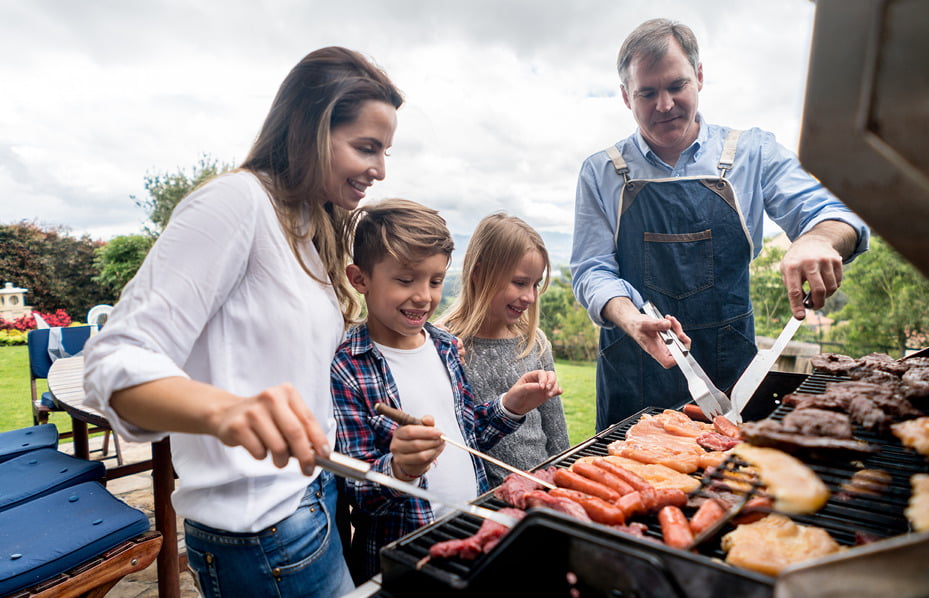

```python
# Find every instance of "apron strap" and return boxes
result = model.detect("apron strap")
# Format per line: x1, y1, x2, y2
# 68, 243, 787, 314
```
717, 129, 742, 179
605, 145, 630, 183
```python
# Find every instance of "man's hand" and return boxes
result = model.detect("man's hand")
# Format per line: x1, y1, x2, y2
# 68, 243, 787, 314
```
601, 296, 690, 368
780, 220, 857, 318
501, 369, 562, 415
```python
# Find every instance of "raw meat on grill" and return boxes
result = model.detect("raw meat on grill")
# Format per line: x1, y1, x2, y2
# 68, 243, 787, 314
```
836, 468, 892, 500
784, 392, 851, 412
906, 474, 929, 532
523, 490, 592, 522
720, 513, 843, 576
493, 466, 556, 508
739, 418, 879, 456
577, 455, 701, 493
855, 352, 910, 376
848, 395, 889, 432
902, 367, 929, 398
891, 417, 929, 457
428, 508, 527, 560
780, 408, 854, 439
731, 444, 831, 514
696, 431, 742, 452
810, 352, 861, 374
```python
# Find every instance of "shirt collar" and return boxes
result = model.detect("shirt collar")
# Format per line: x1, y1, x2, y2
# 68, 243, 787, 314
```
632, 112, 706, 167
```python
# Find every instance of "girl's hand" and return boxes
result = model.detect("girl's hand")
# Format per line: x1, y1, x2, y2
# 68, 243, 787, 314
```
500, 369, 562, 416
389, 414, 444, 479
210, 383, 330, 476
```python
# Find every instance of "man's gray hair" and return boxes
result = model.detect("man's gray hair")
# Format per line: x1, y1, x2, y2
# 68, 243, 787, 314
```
617, 18, 700, 87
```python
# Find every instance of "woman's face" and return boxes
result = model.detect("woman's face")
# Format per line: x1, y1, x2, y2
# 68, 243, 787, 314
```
325, 100, 397, 210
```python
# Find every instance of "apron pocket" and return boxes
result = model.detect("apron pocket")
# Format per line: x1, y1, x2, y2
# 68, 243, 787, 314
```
643, 230, 714, 300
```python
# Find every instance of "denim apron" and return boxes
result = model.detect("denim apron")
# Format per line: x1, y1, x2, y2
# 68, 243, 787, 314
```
595, 130, 757, 431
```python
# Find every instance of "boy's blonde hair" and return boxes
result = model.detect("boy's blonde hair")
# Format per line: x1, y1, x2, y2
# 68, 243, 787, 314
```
440, 212, 551, 359
348, 197, 454, 277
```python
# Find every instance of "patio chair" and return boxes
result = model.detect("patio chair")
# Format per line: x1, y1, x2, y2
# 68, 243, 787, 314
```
26, 327, 121, 464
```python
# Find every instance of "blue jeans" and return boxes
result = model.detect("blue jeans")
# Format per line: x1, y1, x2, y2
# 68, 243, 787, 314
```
185, 471, 354, 597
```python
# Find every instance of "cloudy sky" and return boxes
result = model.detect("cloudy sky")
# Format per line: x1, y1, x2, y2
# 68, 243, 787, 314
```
1, 0, 818, 243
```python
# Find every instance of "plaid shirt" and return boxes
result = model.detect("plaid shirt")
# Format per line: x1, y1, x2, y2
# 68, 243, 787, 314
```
331, 322, 522, 579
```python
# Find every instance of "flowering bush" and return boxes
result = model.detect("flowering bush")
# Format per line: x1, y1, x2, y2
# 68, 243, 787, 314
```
0, 310, 73, 338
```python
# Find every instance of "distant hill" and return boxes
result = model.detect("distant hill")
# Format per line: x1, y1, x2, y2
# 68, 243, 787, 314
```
449, 231, 573, 272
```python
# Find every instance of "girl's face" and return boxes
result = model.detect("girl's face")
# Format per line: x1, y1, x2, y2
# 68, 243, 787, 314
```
478, 248, 546, 338
324, 100, 397, 211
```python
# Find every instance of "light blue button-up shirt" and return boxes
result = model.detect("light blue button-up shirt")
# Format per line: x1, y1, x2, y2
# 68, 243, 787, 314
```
571, 115, 870, 328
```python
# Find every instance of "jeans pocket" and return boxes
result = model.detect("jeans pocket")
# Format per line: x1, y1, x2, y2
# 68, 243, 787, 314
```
644, 229, 714, 300
184, 543, 222, 598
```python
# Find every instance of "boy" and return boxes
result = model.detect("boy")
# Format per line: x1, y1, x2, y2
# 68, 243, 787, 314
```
331, 199, 561, 581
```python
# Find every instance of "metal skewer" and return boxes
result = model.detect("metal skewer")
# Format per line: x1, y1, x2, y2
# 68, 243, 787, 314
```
374, 402, 557, 490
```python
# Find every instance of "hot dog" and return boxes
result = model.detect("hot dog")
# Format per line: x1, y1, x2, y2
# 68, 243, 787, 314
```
572, 460, 635, 496
590, 459, 652, 493
713, 415, 741, 439
617, 487, 688, 518
549, 488, 627, 525
688, 497, 728, 536
553, 468, 622, 502
682, 403, 711, 423
658, 505, 695, 549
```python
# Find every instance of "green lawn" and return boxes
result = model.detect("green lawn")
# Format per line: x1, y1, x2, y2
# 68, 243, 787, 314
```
0, 344, 73, 434
554, 360, 597, 445
0, 345, 597, 443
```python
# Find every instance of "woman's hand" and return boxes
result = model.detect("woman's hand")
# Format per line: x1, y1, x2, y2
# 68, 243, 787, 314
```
500, 369, 563, 415
389, 414, 444, 480
210, 383, 330, 476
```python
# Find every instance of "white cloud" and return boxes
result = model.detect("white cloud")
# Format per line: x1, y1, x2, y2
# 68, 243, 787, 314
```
1, 0, 817, 241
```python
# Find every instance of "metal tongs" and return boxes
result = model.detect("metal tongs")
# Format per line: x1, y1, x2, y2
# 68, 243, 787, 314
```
642, 301, 733, 420
314, 451, 519, 528
374, 403, 556, 490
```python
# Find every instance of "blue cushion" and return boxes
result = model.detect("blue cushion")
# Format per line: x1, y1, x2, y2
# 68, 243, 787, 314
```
0, 481, 151, 595
37, 391, 58, 410
0, 425, 59, 463
0, 449, 106, 512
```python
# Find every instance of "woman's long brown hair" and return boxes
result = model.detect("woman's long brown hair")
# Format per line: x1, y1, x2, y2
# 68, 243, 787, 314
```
241, 47, 403, 325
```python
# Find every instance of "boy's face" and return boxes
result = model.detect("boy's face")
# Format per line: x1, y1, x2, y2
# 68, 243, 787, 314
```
347, 253, 448, 350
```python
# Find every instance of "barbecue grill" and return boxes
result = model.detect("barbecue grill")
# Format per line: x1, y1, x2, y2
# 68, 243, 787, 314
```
365, 371, 929, 598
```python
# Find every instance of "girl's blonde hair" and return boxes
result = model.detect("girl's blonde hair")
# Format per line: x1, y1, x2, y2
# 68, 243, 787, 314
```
440, 212, 551, 359
240, 47, 403, 326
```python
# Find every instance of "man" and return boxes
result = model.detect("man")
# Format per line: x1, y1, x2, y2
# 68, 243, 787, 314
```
570, 18, 869, 431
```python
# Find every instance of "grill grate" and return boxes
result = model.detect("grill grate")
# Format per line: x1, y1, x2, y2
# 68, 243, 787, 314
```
377, 372, 928, 597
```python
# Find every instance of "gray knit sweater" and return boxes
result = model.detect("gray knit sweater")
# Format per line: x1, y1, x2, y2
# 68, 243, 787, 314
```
463, 332, 570, 488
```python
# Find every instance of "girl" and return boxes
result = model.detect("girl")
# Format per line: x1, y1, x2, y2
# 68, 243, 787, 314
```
83, 47, 402, 597
440, 212, 570, 487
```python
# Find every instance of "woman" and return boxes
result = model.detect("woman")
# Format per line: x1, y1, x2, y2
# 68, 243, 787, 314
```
83, 47, 402, 597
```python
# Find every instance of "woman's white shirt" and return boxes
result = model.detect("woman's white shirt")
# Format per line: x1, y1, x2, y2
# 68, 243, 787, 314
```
83, 171, 344, 532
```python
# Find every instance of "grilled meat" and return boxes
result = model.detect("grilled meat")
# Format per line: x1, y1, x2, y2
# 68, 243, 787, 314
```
906, 474, 929, 532
721, 513, 843, 576
739, 418, 879, 456
731, 444, 830, 514
891, 417, 929, 458
781, 408, 854, 439
810, 352, 861, 374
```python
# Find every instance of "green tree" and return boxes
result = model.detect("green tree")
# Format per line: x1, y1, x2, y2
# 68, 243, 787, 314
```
540, 268, 599, 361
749, 245, 790, 338
93, 235, 156, 297
0, 222, 115, 318
830, 236, 929, 356
133, 154, 233, 234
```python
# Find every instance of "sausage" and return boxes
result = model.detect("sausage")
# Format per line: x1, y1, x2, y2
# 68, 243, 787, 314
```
658, 505, 695, 549
553, 468, 622, 503
549, 488, 627, 525
682, 403, 711, 422
688, 497, 728, 536
590, 459, 652, 493
713, 415, 741, 439
646, 487, 688, 510
731, 496, 774, 525
572, 461, 635, 496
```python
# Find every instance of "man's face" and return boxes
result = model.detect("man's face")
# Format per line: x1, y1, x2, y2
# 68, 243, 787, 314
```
621, 37, 703, 164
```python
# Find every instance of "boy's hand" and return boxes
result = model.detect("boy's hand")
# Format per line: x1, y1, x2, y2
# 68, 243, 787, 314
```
389, 414, 444, 480
500, 369, 562, 416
